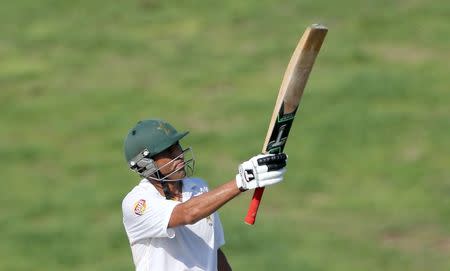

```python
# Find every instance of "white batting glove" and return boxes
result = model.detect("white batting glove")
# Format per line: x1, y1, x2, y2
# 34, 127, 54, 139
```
236, 153, 287, 191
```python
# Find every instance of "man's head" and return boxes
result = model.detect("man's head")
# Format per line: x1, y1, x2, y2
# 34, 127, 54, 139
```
124, 119, 194, 181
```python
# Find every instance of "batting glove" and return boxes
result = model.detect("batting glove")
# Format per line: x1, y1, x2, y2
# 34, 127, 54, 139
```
236, 153, 287, 191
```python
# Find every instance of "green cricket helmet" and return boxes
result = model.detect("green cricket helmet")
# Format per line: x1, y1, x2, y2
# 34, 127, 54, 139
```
124, 119, 189, 162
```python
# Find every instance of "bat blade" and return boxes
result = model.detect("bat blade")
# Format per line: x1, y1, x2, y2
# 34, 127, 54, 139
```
245, 24, 328, 225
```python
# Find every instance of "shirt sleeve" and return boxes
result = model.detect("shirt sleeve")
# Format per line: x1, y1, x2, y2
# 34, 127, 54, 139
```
213, 211, 225, 248
122, 190, 180, 244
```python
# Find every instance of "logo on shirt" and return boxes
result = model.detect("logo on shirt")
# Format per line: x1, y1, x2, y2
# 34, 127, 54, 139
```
134, 199, 147, 215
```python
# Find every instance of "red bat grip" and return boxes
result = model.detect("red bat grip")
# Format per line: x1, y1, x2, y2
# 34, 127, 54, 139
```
244, 187, 265, 225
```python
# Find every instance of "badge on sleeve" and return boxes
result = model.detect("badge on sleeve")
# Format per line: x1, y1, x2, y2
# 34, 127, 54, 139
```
134, 199, 147, 216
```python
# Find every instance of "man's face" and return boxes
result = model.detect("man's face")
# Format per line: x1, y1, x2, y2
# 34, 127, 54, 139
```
152, 143, 186, 180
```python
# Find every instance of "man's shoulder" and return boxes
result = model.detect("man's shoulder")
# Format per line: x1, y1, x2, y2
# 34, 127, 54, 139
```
122, 179, 158, 207
183, 177, 209, 189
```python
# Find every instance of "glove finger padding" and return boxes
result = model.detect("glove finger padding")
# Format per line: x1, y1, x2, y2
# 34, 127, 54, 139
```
256, 153, 287, 167
256, 167, 287, 181
236, 153, 287, 191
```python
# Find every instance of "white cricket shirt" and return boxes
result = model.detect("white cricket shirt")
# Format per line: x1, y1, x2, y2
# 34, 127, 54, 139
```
122, 177, 225, 271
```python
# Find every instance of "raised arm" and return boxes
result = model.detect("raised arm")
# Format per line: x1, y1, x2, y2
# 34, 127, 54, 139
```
169, 180, 240, 227
168, 153, 287, 227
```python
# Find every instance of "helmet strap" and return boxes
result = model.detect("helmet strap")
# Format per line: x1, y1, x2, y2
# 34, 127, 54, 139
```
161, 180, 173, 200
156, 170, 176, 200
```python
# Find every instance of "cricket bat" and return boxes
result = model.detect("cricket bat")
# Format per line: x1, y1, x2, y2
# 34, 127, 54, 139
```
245, 24, 328, 225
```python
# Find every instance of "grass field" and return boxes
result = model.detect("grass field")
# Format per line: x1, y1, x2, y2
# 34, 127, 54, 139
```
1, 1, 449, 270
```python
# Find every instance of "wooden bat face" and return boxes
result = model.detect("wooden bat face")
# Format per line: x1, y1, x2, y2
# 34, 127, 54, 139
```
245, 24, 328, 225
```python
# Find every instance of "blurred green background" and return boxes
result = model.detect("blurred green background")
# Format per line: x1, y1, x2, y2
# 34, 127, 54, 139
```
1, 0, 449, 270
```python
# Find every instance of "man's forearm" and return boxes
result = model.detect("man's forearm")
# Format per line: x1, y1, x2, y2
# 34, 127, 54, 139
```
169, 180, 242, 227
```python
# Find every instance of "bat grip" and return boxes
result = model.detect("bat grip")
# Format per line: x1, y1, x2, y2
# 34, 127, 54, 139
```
244, 187, 265, 225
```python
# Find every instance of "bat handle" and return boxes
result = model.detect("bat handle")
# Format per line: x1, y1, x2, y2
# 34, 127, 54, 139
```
244, 187, 265, 225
